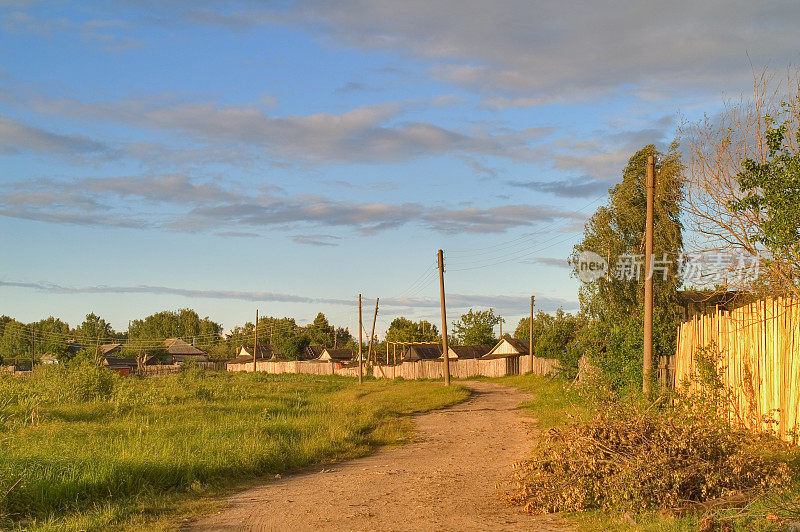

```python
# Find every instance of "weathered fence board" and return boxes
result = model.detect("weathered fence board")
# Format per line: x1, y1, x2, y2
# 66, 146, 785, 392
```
675, 297, 800, 442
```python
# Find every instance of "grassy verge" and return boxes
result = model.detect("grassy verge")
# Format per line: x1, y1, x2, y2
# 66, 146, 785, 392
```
480, 373, 594, 429
0, 368, 469, 531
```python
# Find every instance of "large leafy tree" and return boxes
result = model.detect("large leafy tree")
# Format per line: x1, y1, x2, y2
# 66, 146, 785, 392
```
451, 308, 501, 346
570, 144, 684, 388
305, 313, 335, 346
384, 317, 439, 343
129, 309, 221, 348
683, 72, 800, 297
728, 124, 800, 294
30, 317, 71, 359
75, 313, 115, 344
514, 309, 585, 370
0, 319, 30, 363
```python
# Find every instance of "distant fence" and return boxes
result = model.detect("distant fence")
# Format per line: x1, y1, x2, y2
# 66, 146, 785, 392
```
226, 360, 362, 378
675, 297, 800, 442
228, 354, 560, 380
137, 361, 227, 376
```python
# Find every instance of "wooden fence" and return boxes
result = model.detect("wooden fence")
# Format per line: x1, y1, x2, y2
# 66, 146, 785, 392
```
227, 360, 362, 378
675, 297, 800, 442
227, 354, 560, 380
137, 361, 227, 376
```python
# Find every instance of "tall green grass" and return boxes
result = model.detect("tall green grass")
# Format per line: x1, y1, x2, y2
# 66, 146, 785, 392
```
0, 365, 468, 530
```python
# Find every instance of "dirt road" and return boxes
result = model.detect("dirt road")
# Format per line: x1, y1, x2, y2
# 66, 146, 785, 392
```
187, 381, 571, 531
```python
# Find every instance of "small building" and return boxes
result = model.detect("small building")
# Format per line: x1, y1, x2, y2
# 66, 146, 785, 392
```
448, 345, 492, 359
304, 345, 325, 360
103, 357, 138, 376
485, 337, 528, 358
318, 348, 353, 362
230, 344, 276, 364
403, 344, 443, 362
40, 354, 60, 365
163, 338, 209, 364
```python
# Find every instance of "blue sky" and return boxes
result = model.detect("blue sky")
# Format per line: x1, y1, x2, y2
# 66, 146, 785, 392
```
1, 0, 799, 336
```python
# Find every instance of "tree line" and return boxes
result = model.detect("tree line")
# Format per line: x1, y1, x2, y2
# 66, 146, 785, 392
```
0, 305, 585, 367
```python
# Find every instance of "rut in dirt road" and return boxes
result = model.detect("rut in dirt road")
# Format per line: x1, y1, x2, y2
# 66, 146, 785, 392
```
187, 381, 572, 531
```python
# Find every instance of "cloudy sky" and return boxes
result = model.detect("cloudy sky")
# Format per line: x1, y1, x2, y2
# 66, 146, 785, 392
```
1, 1, 798, 335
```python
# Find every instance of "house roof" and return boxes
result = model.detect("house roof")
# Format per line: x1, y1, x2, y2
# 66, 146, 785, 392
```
237, 344, 275, 358
306, 345, 325, 359
103, 357, 138, 368
233, 344, 276, 363
320, 348, 352, 361
487, 337, 528, 357
404, 344, 443, 361
163, 338, 207, 356
100, 343, 121, 354
449, 345, 491, 359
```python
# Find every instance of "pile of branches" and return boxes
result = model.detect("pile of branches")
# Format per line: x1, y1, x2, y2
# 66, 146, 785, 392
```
511, 399, 791, 514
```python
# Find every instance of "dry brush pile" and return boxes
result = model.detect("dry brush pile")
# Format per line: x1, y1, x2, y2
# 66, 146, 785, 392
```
511, 398, 791, 515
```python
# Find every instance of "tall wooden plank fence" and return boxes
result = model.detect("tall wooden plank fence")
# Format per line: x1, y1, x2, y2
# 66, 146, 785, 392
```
227, 354, 560, 380
675, 297, 800, 442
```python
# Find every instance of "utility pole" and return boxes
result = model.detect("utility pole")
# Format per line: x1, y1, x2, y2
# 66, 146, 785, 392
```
643, 155, 655, 396
358, 294, 363, 385
367, 298, 379, 365
529, 295, 535, 374
253, 309, 258, 373
438, 249, 451, 386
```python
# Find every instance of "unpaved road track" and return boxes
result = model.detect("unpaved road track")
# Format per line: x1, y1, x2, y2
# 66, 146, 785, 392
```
187, 381, 571, 531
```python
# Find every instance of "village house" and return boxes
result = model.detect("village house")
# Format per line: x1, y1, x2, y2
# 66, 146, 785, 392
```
100, 343, 122, 357
163, 338, 209, 364
103, 357, 138, 376
448, 345, 492, 359
485, 337, 528, 358
231, 344, 277, 364
304, 345, 325, 360
40, 354, 59, 365
317, 348, 353, 362
402, 344, 491, 362
402, 344, 442, 361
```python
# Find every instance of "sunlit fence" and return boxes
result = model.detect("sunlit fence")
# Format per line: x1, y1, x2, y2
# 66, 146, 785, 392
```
675, 297, 800, 442
227, 354, 560, 380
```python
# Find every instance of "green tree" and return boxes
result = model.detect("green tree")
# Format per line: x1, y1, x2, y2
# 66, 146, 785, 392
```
384, 317, 439, 343
31, 317, 71, 360
305, 313, 335, 346
0, 319, 31, 364
514, 309, 585, 370
728, 123, 800, 295
451, 308, 501, 346
570, 144, 684, 388
129, 309, 221, 350
75, 313, 114, 344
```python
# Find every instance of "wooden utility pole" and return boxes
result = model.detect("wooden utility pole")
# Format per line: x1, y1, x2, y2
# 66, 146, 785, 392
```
253, 309, 258, 373
529, 295, 535, 374
367, 298, 379, 364
643, 155, 655, 395
438, 249, 451, 386
358, 294, 363, 385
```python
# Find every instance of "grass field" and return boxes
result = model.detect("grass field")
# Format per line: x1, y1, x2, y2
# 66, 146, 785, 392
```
0, 365, 469, 531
